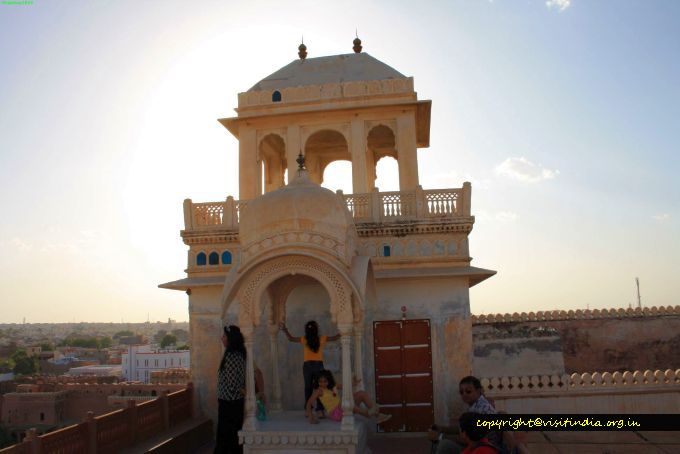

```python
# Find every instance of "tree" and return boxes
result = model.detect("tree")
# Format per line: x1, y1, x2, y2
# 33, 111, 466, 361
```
160, 334, 177, 349
11, 350, 37, 375
171, 329, 189, 342
113, 330, 134, 339
98, 337, 112, 349
39, 342, 54, 351
154, 330, 168, 344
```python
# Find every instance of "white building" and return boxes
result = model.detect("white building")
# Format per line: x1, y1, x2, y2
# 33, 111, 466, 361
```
122, 345, 190, 383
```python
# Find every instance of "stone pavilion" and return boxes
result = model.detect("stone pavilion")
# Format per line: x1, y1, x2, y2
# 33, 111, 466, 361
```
161, 38, 495, 453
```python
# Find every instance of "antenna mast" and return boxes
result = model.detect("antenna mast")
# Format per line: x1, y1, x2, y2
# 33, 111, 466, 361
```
635, 277, 642, 309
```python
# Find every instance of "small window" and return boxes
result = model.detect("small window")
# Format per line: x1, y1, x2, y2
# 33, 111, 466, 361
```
196, 252, 207, 266
221, 251, 232, 265
383, 245, 391, 257
208, 252, 219, 265
272, 90, 282, 102
40, 412, 45, 421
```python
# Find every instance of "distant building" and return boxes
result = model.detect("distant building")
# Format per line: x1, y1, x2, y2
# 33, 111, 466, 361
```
67, 365, 122, 378
122, 345, 190, 383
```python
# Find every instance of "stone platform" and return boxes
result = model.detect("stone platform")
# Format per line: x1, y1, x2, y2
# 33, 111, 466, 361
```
238, 411, 366, 454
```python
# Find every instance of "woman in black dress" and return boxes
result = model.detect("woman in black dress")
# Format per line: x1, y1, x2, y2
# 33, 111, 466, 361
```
215, 325, 246, 454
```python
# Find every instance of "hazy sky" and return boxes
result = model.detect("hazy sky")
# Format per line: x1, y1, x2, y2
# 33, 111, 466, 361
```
1, 0, 678, 323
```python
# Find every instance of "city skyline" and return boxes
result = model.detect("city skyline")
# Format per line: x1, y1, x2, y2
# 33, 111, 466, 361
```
1, 0, 678, 322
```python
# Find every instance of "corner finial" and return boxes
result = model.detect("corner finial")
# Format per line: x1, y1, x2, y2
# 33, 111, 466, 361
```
298, 36, 307, 60
296, 151, 306, 170
353, 30, 362, 53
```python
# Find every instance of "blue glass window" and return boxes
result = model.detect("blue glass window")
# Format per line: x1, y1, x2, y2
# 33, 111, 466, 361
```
383, 245, 391, 257
196, 252, 207, 266
272, 90, 282, 102
221, 251, 232, 265
209, 252, 219, 265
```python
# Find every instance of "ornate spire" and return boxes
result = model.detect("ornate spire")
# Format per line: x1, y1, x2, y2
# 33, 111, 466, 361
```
353, 30, 362, 53
296, 152, 306, 170
298, 36, 307, 60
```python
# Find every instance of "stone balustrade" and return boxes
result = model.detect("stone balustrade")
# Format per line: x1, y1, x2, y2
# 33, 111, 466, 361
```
472, 305, 680, 325
183, 184, 472, 232
237, 77, 415, 108
0, 384, 193, 454
481, 370, 680, 414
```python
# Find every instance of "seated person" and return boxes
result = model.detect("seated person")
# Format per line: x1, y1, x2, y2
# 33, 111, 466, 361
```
459, 412, 499, 454
428, 376, 499, 454
305, 369, 391, 424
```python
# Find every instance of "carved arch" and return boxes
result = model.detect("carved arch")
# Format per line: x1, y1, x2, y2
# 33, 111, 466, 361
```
235, 255, 355, 328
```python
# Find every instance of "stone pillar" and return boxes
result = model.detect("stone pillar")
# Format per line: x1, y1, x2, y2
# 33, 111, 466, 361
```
242, 325, 258, 430
353, 325, 364, 390
268, 323, 282, 412
396, 113, 419, 191
239, 127, 260, 200
351, 118, 369, 194
339, 323, 355, 430
286, 125, 301, 182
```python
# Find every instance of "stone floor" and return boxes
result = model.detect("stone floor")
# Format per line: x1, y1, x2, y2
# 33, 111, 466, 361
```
366, 431, 680, 454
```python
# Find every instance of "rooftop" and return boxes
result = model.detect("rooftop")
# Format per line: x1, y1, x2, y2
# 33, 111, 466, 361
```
248, 53, 406, 92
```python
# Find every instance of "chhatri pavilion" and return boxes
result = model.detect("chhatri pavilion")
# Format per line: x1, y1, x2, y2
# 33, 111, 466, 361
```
161, 38, 495, 453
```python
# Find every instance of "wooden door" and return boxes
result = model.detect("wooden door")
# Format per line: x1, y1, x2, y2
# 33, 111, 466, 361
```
373, 319, 434, 432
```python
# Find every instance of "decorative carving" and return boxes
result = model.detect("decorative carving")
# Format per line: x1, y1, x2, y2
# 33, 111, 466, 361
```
472, 305, 680, 325
236, 256, 354, 327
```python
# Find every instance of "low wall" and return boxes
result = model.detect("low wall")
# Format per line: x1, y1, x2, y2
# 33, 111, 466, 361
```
481, 369, 680, 414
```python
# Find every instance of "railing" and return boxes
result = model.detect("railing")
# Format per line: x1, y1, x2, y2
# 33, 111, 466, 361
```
1, 384, 193, 454
472, 305, 680, 324
481, 370, 680, 414
183, 183, 472, 231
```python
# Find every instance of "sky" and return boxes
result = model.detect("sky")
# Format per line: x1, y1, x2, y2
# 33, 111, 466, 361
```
0, 0, 678, 323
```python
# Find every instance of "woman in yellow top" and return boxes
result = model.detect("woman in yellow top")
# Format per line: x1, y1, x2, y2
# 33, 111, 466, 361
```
280, 320, 340, 410
305, 369, 391, 424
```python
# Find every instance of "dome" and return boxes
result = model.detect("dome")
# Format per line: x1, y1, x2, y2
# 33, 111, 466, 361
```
239, 171, 358, 266
248, 53, 406, 92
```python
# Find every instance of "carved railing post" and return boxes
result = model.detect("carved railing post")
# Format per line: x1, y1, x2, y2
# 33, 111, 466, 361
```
370, 188, 381, 223
126, 400, 138, 445
24, 427, 39, 454
339, 323, 355, 431
267, 323, 283, 412
160, 391, 170, 431
225, 196, 235, 228
86, 411, 96, 454
415, 185, 425, 218
462, 182, 472, 216
183, 199, 193, 230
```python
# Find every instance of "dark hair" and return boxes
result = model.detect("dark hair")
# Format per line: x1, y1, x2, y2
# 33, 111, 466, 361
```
304, 320, 320, 353
459, 412, 489, 442
219, 325, 246, 370
312, 369, 336, 390
459, 375, 482, 390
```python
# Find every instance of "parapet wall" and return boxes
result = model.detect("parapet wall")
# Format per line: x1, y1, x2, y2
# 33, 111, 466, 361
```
472, 305, 680, 374
481, 369, 680, 414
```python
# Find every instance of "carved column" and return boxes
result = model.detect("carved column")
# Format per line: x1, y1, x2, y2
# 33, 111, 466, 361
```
353, 325, 364, 390
286, 125, 301, 182
239, 127, 260, 200
339, 323, 355, 430
396, 113, 419, 191
351, 118, 369, 194
268, 323, 282, 412
241, 325, 258, 431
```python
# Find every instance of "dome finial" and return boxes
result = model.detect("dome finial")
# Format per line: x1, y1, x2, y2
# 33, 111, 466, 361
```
296, 151, 306, 170
353, 29, 362, 53
298, 36, 307, 60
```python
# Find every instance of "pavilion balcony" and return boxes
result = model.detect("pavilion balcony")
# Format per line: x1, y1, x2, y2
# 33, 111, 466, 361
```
182, 183, 472, 233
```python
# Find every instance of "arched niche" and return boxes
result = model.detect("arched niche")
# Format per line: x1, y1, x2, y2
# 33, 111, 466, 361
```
367, 125, 396, 190
304, 129, 350, 185
259, 133, 286, 193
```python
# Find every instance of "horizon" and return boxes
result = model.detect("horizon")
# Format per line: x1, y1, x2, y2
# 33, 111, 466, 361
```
1, 0, 678, 323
